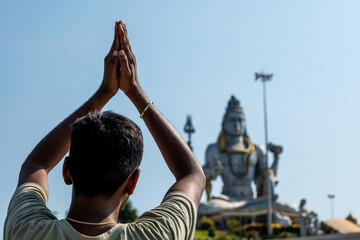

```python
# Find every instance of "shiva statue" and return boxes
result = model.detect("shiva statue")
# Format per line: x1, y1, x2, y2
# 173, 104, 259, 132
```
198, 96, 305, 226
202, 95, 280, 202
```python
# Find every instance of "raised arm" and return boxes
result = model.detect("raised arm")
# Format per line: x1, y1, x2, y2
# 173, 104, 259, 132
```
117, 23, 206, 208
18, 22, 122, 198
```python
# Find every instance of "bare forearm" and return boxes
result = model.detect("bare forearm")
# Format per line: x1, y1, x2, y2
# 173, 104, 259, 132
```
20, 88, 112, 180
126, 88, 204, 180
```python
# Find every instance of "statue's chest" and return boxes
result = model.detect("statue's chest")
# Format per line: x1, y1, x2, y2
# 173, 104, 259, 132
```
219, 151, 257, 177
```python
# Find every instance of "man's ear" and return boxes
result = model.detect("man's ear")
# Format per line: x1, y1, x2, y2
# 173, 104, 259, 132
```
125, 169, 140, 195
62, 157, 72, 185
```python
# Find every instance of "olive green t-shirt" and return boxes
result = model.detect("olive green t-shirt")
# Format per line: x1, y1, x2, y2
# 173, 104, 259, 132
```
4, 183, 197, 240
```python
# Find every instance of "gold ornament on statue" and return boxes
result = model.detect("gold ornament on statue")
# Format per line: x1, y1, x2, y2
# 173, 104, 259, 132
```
217, 131, 255, 176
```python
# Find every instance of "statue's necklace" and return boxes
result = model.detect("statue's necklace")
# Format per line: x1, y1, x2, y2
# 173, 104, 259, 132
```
225, 137, 255, 177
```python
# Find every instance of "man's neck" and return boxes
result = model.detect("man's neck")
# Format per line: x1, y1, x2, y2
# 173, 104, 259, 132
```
66, 192, 126, 236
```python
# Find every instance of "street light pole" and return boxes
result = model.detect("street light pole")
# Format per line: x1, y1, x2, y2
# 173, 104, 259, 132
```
328, 194, 335, 219
255, 72, 274, 237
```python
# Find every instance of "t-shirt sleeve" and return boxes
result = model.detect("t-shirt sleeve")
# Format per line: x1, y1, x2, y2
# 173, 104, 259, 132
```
4, 183, 57, 240
125, 191, 197, 240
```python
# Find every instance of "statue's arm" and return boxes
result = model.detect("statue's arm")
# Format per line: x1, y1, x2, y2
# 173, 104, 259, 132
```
203, 143, 223, 181
271, 155, 279, 176
203, 143, 222, 200
254, 145, 267, 197
268, 143, 283, 176
256, 145, 267, 172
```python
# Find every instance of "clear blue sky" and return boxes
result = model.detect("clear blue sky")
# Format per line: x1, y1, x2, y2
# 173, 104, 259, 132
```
1, 0, 360, 234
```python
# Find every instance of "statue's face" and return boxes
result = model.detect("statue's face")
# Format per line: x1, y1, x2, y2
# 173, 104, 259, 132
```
223, 111, 245, 136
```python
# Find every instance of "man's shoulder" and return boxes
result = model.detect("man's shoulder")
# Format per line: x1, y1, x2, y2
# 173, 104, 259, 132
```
5, 182, 51, 220
12, 182, 48, 201
137, 191, 196, 222
126, 191, 197, 240
4, 183, 58, 239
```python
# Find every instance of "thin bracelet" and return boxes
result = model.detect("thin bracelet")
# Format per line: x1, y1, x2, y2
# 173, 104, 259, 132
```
140, 101, 153, 118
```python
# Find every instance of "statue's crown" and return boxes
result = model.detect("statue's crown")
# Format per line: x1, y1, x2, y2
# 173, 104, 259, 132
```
226, 95, 243, 115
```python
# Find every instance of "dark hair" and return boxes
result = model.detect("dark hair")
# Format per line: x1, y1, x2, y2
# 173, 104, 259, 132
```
68, 111, 143, 197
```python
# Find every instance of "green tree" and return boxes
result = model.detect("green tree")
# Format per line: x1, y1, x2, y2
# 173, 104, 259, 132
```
117, 201, 138, 223
208, 225, 216, 237
199, 216, 215, 230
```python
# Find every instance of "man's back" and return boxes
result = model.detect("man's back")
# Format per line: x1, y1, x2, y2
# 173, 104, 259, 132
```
5, 183, 196, 240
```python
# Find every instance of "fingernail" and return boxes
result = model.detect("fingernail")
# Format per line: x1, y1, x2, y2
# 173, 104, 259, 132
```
113, 50, 118, 56
119, 50, 125, 56
124, 23, 127, 29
